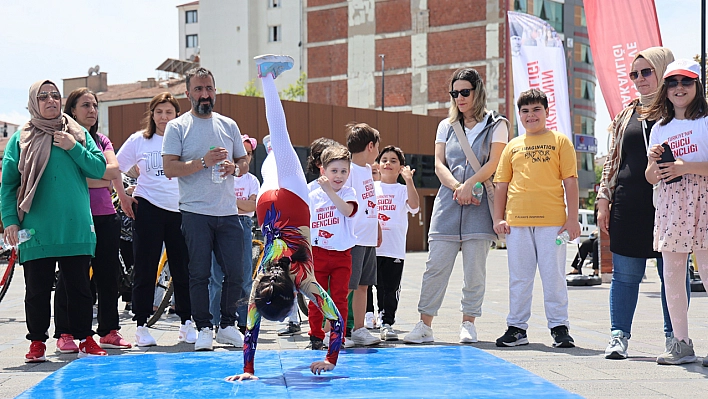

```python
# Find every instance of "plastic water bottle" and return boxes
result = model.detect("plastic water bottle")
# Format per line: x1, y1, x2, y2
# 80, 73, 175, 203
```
472, 182, 484, 201
1, 228, 35, 251
210, 146, 226, 184
555, 231, 570, 245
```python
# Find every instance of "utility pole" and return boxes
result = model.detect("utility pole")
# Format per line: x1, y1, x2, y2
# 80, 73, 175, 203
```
379, 54, 385, 111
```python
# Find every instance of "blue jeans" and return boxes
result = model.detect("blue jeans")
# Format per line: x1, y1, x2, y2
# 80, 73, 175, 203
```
181, 211, 245, 330
208, 215, 253, 327
609, 253, 690, 338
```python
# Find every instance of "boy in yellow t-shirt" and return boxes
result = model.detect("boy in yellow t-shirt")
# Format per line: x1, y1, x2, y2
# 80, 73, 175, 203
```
492, 88, 580, 349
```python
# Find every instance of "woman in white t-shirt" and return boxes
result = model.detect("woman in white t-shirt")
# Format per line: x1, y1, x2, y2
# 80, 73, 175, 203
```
115, 93, 195, 347
644, 59, 708, 365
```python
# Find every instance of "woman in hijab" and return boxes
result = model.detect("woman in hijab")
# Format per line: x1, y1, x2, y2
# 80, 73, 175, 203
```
597, 47, 689, 360
0, 80, 107, 362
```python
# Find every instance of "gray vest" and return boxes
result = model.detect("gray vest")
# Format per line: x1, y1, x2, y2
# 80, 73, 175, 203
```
428, 111, 508, 242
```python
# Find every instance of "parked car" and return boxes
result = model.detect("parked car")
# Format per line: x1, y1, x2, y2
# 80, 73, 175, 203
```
578, 209, 597, 238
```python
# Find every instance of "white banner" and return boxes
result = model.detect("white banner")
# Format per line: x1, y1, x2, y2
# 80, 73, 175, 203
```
508, 11, 572, 139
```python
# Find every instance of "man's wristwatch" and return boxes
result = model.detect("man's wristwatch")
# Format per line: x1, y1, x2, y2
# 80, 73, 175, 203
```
200, 158, 208, 169
454, 182, 463, 190
232, 165, 240, 176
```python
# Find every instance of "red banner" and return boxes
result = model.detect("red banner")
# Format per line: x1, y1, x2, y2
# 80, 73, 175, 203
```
584, 0, 662, 119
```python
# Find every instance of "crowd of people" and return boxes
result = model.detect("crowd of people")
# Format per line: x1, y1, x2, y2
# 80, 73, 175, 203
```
2, 47, 708, 372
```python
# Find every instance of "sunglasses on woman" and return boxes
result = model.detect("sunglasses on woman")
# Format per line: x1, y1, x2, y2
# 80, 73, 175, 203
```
449, 88, 473, 99
628, 68, 654, 80
37, 91, 61, 101
665, 77, 696, 89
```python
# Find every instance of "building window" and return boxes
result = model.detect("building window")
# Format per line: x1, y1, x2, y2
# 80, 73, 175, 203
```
574, 43, 594, 64
186, 10, 198, 24
575, 78, 596, 101
269, 0, 281, 8
575, 6, 587, 27
269, 26, 281, 42
514, 1, 563, 32
186, 34, 198, 48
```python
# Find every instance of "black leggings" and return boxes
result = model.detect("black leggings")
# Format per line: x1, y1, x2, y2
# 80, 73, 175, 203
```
55, 214, 121, 337
131, 197, 191, 326
26, 256, 93, 342
571, 236, 599, 272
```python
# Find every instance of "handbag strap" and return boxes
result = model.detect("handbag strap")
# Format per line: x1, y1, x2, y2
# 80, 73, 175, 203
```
641, 119, 649, 150
451, 120, 495, 218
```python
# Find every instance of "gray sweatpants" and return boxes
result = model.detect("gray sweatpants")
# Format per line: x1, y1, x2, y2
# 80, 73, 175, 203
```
417, 239, 491, 317
506, 226, 569, 330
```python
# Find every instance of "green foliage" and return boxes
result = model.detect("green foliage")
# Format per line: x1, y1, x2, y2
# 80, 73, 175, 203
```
281, 72, 307, 101
238, 79, 262, 97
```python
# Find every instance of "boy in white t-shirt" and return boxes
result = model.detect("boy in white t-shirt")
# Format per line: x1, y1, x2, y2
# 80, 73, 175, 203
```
209, 135, 261, 331
345, 122, 382, 346
374, 146, 420, 341
308, 146, 358, 350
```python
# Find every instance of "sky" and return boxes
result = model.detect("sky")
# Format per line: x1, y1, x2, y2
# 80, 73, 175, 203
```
0, 0, 705, 156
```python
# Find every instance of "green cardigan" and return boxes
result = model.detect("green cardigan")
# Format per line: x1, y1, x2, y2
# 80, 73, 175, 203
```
1, 130, 107, 263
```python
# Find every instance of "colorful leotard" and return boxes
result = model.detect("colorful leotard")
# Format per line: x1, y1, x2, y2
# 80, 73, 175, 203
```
243, 73, 343, 375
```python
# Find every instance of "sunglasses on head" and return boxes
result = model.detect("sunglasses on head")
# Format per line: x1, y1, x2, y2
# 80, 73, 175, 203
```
449, 88, 473, 99
665, 77, 697, 89
629, 68, 654, 80
37, 91, 61, 101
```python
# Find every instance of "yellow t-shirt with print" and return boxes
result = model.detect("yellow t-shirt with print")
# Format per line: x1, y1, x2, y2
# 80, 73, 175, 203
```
494, 130, 577, 227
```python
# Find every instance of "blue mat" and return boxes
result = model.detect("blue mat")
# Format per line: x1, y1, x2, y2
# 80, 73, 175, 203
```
17, 346, 580, 398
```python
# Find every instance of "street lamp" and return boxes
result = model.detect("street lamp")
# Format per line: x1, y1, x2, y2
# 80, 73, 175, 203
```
379, 54, 385, 111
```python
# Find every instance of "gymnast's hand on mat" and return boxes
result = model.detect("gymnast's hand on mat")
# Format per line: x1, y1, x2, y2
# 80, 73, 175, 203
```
225, 372, 258, 381
310, 360, 335, 375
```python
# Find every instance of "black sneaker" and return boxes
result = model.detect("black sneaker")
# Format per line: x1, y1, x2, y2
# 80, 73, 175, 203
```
277, 322, 302, 336
307, 336, 326, 350
551, 325, 575, 348
495, 326, 529, 347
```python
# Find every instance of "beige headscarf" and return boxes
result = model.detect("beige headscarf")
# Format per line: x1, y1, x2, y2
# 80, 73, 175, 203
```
634, 47, 675, 106
17, 80, 86, 221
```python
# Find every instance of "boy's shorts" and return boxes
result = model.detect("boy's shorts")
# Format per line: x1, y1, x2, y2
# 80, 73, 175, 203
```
349, 245, 377, 289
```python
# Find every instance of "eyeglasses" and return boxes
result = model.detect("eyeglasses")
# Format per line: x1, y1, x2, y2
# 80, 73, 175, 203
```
629, 68, 654, 80
37, 91, 61, 101
449, 89, 473, 99
666, 77, 697, 89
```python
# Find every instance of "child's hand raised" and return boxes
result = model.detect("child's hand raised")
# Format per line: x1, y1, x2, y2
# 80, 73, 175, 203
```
317, 176, 334, 193
401, 166, 415, 182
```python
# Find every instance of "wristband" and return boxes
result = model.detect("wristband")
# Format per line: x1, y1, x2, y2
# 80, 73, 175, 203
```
200, 157, 208, 169
454, 182, 463, 190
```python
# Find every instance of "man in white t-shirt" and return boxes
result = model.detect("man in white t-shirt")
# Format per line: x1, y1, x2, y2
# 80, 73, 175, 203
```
162, 67, 250, 351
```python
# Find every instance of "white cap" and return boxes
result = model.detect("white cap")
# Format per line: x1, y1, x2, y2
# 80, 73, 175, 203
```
664, 59, 701, 79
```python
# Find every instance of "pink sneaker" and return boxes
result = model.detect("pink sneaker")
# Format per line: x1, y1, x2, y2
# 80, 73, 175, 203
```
78, 336, 108, 358
56, 334, 79, 353
99, 330, 132, 349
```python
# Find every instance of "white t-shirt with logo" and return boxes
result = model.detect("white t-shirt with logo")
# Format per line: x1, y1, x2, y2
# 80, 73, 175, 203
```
234, 173, 260, 217
309, 186, 358, 251
375, 181, 419, 259
116, 131, 180, 212
346, 163, 378, 246
648, 117, 708, 162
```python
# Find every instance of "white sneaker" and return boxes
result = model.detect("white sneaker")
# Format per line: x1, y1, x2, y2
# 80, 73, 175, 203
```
323, 331, 331, 347
377, 311, 383, 327
459, 321, 478, 343
343, 337, 356, 348
351, 327, 381, 346
215, 325, 244, 347
135, 325, 157, 347
380, 324, 398, 341
403, 321, 434, 344
195, 327, 214, 351
364, 312, 376, 329
605, 330, 629, 360
179, 320, 197, 344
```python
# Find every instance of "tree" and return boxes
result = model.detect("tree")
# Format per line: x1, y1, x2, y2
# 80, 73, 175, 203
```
281, 72, 307, 101
239, 79, 262, 97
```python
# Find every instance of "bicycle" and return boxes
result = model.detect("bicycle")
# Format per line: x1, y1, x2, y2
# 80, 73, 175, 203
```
147, 250, 172, 327
0, 248, 18, 304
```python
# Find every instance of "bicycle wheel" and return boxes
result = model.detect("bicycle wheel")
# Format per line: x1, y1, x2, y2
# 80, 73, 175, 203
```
148, 278, 174, 326
297, 292, 309, 317
147, 251, 173, 327
251, 239, 264, 279
0, 249, 17, 304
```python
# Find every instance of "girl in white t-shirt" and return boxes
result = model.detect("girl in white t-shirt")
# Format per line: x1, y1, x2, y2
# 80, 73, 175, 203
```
372, 146, 420, 341
644, 59, 708, 365
115, 93, 195, 347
